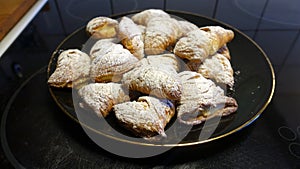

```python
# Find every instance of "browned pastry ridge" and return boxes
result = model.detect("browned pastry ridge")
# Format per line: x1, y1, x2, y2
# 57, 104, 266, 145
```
131, 9, 170, 26
177, 71, 238, 125
78, 83, 130, 118
118, 16, 144, 60
174, 26, 234, 61
122, 57, 182, 101
48, 49, 91, 88
217, 44, 231, 60
144, 17, 182, 55
86, 16, 119, 39
114, 96, 175, 138
185, 44, 232, 72
197, 53, 235, 87
89, 39, 139, 82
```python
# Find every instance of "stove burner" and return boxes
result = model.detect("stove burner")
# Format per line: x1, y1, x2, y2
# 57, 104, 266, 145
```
278, 126, 297, 141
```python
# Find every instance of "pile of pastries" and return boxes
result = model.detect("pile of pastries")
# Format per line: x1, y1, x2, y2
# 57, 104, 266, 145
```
48, 9, 238, 139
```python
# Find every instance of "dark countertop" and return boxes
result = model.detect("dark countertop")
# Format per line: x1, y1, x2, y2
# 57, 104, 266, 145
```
0, 66, 299, 168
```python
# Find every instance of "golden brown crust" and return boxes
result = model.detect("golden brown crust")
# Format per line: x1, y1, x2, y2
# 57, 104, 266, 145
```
114, 96, 175, 138
217, 44, 231, 60
118, 17, 144, 60
144, 17, 182, 55
174, 26, 234, 61
48, 49, 91, 88
200, 26, 234, 53
78, 83, 130, 118
86, 17, 118, 39
89, 40, 139, 82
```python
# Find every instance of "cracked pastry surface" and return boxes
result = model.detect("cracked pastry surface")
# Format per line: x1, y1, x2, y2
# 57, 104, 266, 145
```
86, 17, 118, 39
144, 53, 181, 73
174, 26, 234, 61
197, 53, 234, 87
89, 40, 139, 82
78, 83, 130, 118
114, 96, 175, 138
118, 17, 144, 59
178, 20, 198, 36
177, 71, 238, 125
131, 9, 170, 26
144, 17, 182, 55
48, 49, 91, 88
122, 63, 182, 101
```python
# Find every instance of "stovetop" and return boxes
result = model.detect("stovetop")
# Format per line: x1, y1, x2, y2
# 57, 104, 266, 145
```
0, 66, 299, 168
1, 0, 300, 168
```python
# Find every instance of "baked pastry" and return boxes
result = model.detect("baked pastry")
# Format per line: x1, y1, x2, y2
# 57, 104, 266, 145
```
197, 53, 234, 87
200, 26, 234, 51
89, 40, 139, 82
122, 64, 182, 101
89, 38, 118, 60
177, 71, 238, 125
138, 25, 146, 40
174, 26, 234, 61
78, 83, 130, 118
114, 96, 175, 138
178, 20, 198, 36
131, 9, 170, 26
86, 17, 118, 39
185, 44, 232, 71
118, 17, 144, 59
146, 53, 181, 73
217, 44, 231, 60
48, 49, 91, 88
144, 17, 182, 55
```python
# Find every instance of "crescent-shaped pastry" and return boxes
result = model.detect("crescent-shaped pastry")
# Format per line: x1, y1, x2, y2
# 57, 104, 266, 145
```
86, 17, 118, 39
131, 9, 170, 26
114, 96, 175, 138
48, 49, 90, 88
122, 64, 182, 101
178, 20, 198, 36
197, 53, 234, 87
185, 44, 232, 71
174, 26, 234, 61
90, 40, 139, 82
118, 17, 144, 59
177, 71, 238, 125
78, 83, 130, 118
144, 17, 182, 55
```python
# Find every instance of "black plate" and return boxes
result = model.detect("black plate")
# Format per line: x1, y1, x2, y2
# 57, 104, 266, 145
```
47, 11, 275, 149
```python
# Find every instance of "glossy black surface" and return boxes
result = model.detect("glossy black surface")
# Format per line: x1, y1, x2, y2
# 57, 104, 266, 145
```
1, 68, 299, 168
